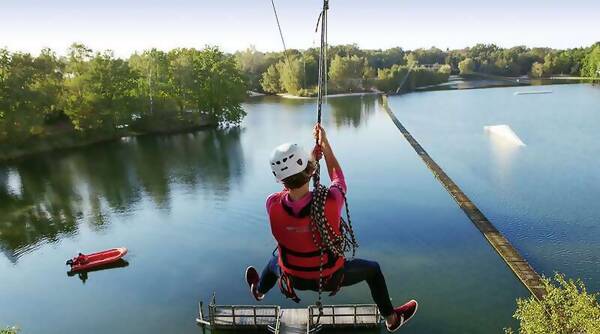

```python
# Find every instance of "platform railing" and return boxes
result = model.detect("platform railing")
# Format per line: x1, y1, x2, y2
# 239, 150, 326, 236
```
307, 304, 380, 329
197, 295, 281, 331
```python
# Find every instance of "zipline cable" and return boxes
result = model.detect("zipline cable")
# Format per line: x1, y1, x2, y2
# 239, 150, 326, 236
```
395, 64, 415, 94
269, 0, 293, 68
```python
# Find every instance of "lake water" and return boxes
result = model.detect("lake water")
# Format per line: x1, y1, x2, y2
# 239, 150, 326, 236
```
2, 85, 596, 333
389, 84, 600, 291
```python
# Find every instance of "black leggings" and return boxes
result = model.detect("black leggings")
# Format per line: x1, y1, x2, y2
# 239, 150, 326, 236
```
257, 256, 394, 316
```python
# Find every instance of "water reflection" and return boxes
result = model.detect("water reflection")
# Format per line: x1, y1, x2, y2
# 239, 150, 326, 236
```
67, 259, 130, 284
328, 95, 377, 128
0, 160, 81, 262
486, 132, 522, 186
0, 128, 244, 262
245, 95, 378, 129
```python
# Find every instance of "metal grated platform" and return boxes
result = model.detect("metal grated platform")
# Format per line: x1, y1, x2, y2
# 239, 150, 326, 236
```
197, 295, 381, 333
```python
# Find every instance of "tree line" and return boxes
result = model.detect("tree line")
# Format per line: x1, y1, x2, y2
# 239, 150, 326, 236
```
235, 43, 600, 95
0, 44, 247, 148
455, 43, 600, 78
1, 42, 599, 153
236, 45, 449, 96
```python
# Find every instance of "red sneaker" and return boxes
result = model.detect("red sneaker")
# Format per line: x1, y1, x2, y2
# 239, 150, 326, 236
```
386, 299, 418, 332
245, 266, 263, 301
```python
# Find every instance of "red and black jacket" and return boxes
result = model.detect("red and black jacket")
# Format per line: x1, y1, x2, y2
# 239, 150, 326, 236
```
268, 191, 345, 280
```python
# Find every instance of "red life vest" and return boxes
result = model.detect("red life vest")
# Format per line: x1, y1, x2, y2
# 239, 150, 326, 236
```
268, 190, 345, 280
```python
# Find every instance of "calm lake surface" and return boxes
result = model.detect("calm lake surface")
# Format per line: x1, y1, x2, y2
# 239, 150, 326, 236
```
1, 85, 597, 333
389, 84, 600, 290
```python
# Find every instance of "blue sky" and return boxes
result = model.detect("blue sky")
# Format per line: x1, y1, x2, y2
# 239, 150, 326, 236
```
1, 0, 598, 56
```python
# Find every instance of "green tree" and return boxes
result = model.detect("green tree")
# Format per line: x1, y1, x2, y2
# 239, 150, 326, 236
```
505, 273, 600, 334
405, 53, 419, 67
581, 45, 600, 79
438, 64, 452, 75
167, 48, 195, 113
411, 47, 446, 65
189, 47, 247, 125
0, 49, 8, 128
329, 55, 367, 92
362, 65, 377, 88
530, 62, 545, 78
445, 50, 466, 74
542, 53, 556, 74
164, 48, 247, 124
497, 47, 526, 75
129, 49, 172, 114
277, 57, 303, 95
366, 47, 405, 69
517, 52, 539, 76
259, 53, 318, 96
301, 52, 319, 88
468, 44, 501, 63
260, 64, 281, 94
235, 46, 278, 92
329, 44, 365, 59
31, 48, 64, 122
565, 48, 588, 75
554, 52, 573, 74
375, 64, 410, 92
409, 67, 449, 89
0, 48, 64, 142
458, 58, 475, 75
1, 327, 19, 334
63, 45, 139, 131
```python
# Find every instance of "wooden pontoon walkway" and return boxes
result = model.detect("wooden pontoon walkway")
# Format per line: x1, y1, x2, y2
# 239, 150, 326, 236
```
381, 95, 546, 300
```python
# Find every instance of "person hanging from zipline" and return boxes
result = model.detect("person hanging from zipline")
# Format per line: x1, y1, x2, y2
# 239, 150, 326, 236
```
245, 123, 418, 332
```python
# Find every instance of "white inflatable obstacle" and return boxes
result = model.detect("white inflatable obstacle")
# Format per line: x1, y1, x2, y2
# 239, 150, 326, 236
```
484, 125, 526, 146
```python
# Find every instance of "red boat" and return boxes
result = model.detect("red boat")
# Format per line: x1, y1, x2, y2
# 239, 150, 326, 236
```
67, 247, 128, 272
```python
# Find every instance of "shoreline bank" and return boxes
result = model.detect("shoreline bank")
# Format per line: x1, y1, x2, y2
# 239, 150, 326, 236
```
276, 91, 382, 99
4, 80, 591, 163
0, 122, 216, 164
256, 76, 589, 98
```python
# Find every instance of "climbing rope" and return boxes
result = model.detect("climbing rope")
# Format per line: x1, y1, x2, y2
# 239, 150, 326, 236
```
315, 0, 328, 129
268, 0, 359, 323
310, 0, 359, 324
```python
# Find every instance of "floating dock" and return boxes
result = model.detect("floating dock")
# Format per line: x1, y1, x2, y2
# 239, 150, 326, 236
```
514, 90, 552, 95
381, 95, 546, 300
197, 295, 381, 333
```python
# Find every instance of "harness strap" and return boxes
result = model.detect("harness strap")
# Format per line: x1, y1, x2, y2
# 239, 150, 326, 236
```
278, 273, 300, 303
279, 245, 339, 272
278, 270, 345, 304
327, 271, 344, 297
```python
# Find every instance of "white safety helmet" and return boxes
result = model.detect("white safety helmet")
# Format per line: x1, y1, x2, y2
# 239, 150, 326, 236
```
269, 143, 311, 182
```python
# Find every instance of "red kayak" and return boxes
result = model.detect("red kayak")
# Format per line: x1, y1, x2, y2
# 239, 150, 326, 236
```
67, 247, 128, 272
